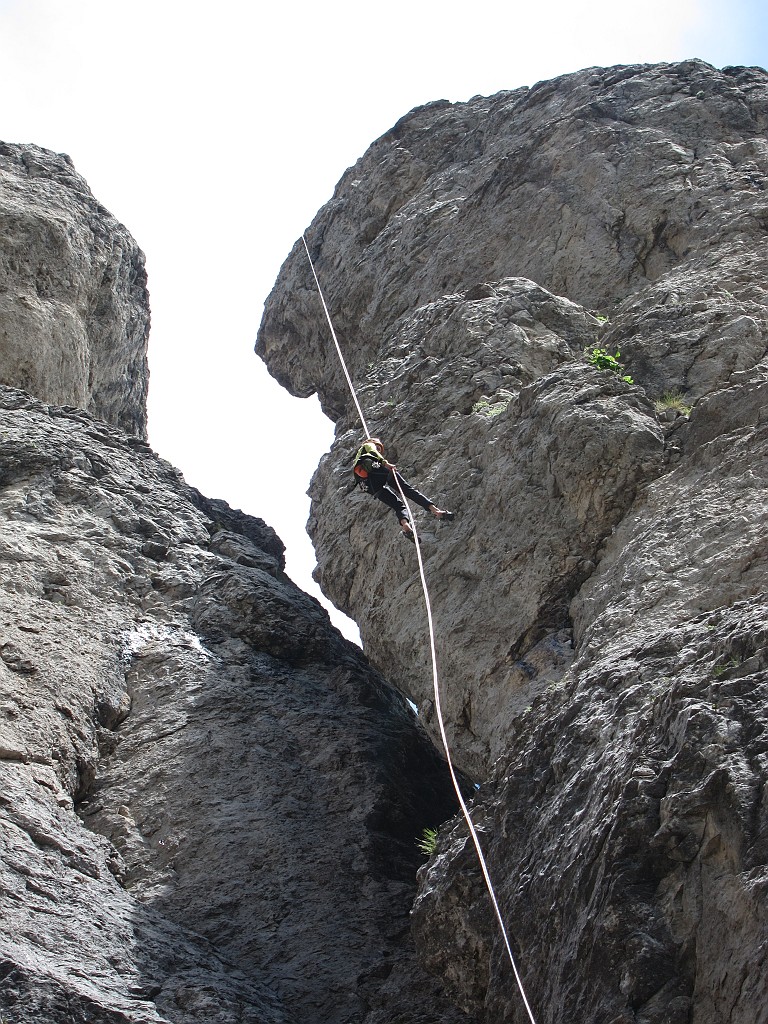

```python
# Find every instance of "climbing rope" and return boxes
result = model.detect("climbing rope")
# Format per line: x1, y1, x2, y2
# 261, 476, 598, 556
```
302, 236, 538, 1024
302, 234, 371, 437
391, 477, 538, 1024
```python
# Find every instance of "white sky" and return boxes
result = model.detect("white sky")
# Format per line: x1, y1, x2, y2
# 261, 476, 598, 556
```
1, 0, 766, 641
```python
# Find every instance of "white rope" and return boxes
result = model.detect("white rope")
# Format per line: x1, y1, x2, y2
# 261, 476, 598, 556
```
302, 234, 371, 438
301, 236, 537, 1024
391, 478, 538, 1024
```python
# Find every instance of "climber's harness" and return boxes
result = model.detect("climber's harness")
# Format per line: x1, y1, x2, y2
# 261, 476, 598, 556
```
353, 454, 386, 493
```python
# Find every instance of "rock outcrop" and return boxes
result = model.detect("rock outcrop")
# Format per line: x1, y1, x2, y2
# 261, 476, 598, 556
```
258, 59, 768, 770
257, 61, 768, 1022
0, 385, 470, 1024
0, 143, 150, 438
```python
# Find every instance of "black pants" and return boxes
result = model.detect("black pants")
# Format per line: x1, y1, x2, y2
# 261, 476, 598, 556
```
369, 469, 435, 523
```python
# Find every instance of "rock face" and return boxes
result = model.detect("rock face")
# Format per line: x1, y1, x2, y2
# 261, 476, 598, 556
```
258, 58, 768, 772
0, 385, 471, 1024
0, 142, 150, 438
258, 62, 768, 1022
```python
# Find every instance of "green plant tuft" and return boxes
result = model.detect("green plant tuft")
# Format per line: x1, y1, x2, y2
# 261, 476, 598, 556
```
585, 346, 633, 384
416, 827, 438, 856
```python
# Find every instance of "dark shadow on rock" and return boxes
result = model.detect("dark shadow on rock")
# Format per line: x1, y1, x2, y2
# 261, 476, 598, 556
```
82, 545, 476, 1023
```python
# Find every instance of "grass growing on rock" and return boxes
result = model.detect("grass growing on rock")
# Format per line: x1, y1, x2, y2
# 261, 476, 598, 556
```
655, 390, 693, 416
416, 827, 438, 856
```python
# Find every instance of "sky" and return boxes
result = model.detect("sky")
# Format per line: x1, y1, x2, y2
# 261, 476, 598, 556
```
0, 0, 766, 642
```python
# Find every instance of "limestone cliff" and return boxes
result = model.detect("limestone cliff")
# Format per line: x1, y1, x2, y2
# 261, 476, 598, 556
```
258, 62, 768, 1023
0, 150, 469, 1022
0, 143, 150, 438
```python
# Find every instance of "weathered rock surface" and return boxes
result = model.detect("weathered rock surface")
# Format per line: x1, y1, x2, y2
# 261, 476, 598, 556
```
0, 142, 150, 438
259, 60, 768, 411
257, 61, 768, 1022
412, 364, 768, 1023
258, 59, 768, 773
0, 385, 469, 1024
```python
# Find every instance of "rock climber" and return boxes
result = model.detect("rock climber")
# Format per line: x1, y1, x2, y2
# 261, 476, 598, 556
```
352, 437, 454, 541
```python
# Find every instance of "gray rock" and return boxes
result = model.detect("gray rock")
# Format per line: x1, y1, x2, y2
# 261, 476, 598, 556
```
0, 142, 150, 437
257, 61, 768, 1022
3, 56, 768, 1024
258, 60, 768, 776
258, 61, 768, 411
0, 386, 470, 1024
310, 334, 664, 779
